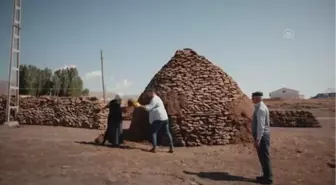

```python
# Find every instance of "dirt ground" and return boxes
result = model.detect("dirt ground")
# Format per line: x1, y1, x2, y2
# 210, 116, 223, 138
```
0, 117, 334, 185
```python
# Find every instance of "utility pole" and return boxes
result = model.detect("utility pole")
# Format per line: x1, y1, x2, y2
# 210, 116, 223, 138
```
100, 50, 106, 104
5, 0, 22, 127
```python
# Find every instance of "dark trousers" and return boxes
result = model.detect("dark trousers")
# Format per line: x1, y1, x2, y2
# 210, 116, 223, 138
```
104, 121, 122, 146
256, 132, 273, 180
151, 120, 174, 148
111, 124, 123, 145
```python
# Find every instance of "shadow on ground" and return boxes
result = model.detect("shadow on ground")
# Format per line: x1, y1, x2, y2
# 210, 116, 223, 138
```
74, 141, 134, 149
327, 160, 336, 168
183, 171, 256, 183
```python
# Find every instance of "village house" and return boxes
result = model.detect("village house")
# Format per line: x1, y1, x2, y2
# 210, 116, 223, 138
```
269, 87, 303, 99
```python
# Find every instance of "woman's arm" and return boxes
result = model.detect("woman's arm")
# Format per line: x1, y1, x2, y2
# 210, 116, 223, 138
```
102, 104, 109, 110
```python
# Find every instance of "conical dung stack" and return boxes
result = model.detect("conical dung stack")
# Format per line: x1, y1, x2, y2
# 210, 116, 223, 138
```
128, 48, 254, 147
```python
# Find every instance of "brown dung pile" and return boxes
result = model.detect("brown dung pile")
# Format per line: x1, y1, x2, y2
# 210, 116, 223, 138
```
0, 95, 108, 129
270, 110, 320, 127
128, 48, 254, 147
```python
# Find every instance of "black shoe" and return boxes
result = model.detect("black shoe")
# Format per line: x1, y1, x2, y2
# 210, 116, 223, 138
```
168, 146, 174, 153
149, 148, 156, 153
259, 178, 273, 184
256, 176, 264, 181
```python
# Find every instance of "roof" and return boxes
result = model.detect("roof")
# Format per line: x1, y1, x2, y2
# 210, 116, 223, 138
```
270, 87, 299, 94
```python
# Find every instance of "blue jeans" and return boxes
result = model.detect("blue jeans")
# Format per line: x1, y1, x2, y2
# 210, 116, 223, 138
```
151, 120, 174, 148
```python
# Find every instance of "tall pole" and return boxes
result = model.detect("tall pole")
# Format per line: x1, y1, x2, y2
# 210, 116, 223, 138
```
5, 0, 21, 127
100, 50, 106, 104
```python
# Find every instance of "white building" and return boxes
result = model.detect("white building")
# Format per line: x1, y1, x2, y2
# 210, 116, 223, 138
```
269, 87, 301, 99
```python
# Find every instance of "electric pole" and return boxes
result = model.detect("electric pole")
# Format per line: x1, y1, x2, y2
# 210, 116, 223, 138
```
5, 0, 22, 127
100, 50, 106, 104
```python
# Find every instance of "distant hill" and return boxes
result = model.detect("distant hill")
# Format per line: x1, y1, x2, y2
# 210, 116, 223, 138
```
89, 91, 139, 100
89, 91, 117, 99
0, 80, 7, 95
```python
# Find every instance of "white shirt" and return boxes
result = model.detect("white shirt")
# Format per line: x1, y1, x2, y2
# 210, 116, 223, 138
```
252, 101, 270, 141
144, 94, 169, 124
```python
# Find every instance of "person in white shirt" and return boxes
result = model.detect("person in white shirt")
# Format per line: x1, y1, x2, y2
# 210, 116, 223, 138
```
251, 91, 273, 184
138, 90, 174, 153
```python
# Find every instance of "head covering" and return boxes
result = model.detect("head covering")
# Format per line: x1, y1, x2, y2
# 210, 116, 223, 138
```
114, 94, 121, 100
109, 94, 121, 106
252, 91, 263, 97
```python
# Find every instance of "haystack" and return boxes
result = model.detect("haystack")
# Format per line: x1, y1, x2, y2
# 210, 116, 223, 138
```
128, 48, 254, 146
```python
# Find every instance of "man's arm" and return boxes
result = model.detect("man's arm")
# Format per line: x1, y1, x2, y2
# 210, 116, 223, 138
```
142, 98, 158, 111
256, 108, 266, 143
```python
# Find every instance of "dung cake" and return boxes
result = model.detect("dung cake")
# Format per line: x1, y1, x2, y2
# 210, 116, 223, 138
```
128, 48, 254, 146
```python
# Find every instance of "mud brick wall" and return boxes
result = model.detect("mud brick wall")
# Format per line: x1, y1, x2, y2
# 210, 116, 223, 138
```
129, 48, 254, 146
270, 110, 320, 127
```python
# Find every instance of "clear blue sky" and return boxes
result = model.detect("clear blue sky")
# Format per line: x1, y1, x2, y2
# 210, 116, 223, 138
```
0, 0, 335, 97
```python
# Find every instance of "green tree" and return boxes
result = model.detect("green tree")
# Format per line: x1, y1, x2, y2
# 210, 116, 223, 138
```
26, 65, 39, 96
67, 67, 81, 96
19, 64, 88, 97
51, 74, 61, 96
82, 88, 89, 96
40, 68, 53, 95
54, 67, 83, 96
19, 65, 29, 95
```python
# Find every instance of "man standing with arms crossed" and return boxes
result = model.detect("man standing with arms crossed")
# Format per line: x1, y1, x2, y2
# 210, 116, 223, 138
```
131, 90, 174, 153
251, 91, 273, 184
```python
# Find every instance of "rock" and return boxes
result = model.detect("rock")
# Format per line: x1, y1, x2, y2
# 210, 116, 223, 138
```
128, 48, 254, 146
